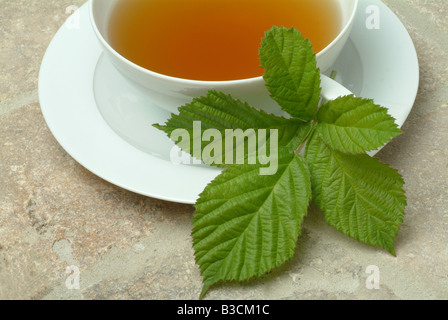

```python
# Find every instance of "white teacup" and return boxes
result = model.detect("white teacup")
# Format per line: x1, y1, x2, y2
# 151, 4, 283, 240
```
90, 0, 358, 114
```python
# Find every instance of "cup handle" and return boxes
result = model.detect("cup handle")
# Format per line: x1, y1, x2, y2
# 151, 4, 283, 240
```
320, 74, 353, 103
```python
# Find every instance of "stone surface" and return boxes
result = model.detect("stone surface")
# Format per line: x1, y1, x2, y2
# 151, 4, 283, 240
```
1, 0, 447, 300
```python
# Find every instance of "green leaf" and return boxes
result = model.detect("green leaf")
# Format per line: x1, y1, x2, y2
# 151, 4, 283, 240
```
305, 134, 406, 255
260, 26, 321, 121
315, 95, 402, 154
193, 151, 311, 298
151, 25, 408, 299
154, 90, 312, 166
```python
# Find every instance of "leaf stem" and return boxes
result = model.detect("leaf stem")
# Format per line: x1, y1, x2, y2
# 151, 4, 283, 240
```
330, 70, 338, 80
295, 121, 318, 155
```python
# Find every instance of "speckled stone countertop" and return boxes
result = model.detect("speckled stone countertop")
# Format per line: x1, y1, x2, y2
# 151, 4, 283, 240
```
1, 0, 447, 300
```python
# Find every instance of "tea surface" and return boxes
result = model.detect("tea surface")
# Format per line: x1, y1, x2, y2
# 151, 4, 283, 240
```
109, 0, 341, 80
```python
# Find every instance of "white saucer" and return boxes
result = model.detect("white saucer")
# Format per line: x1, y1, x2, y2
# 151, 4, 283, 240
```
39, 0, 419, 204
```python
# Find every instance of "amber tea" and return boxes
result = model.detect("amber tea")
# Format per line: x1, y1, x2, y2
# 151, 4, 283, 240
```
108, 0, 342, 81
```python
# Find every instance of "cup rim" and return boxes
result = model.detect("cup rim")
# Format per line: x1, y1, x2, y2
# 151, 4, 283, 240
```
89, 0, 359, 86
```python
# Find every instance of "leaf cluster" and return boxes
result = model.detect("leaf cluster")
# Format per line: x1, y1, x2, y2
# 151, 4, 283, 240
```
155, 27, 406, 298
